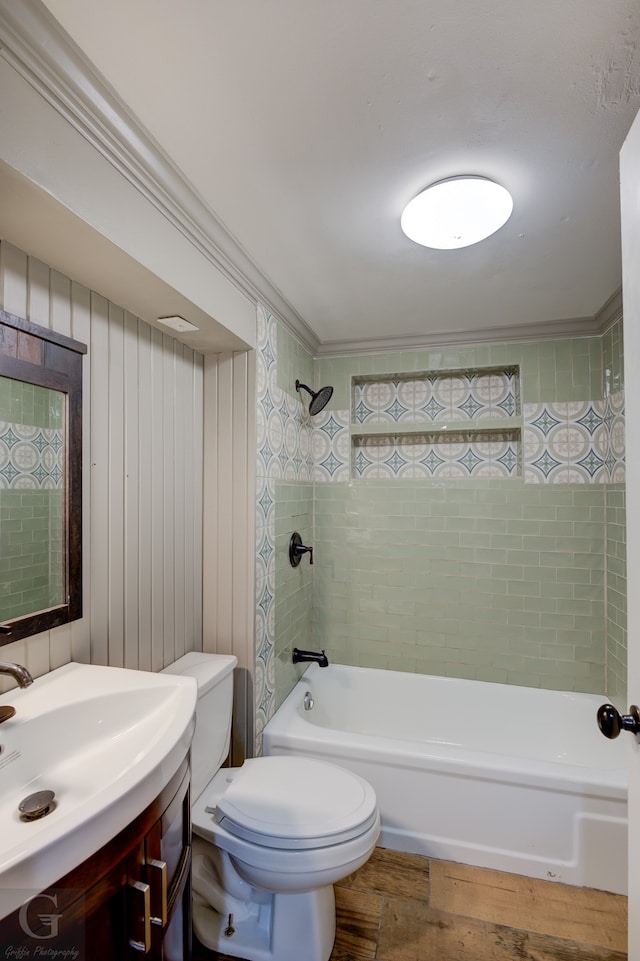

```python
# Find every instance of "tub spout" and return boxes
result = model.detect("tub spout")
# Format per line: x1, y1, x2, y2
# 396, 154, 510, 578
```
292, 648, 329, 668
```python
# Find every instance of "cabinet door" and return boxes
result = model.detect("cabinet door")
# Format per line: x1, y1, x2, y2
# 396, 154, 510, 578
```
0, 864, 128, 960
128, 766, 191, 960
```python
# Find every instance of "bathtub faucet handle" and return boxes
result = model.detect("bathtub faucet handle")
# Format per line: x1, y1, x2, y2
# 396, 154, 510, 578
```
597, 702, 640, 739
292, 648, 329, 668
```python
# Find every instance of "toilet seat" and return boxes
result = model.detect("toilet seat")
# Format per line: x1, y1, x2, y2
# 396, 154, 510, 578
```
207, 756, 378, 850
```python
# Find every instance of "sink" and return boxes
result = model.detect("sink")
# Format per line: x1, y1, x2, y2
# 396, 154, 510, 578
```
0, 661, 196, 920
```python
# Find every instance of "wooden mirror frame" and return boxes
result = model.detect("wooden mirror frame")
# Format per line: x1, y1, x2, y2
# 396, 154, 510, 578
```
0, 309, 86, 644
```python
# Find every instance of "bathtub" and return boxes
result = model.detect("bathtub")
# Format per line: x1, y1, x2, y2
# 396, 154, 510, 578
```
262, 663, 628, 894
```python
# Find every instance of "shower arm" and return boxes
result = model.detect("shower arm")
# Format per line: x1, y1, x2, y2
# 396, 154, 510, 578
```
295, 379, 333, 416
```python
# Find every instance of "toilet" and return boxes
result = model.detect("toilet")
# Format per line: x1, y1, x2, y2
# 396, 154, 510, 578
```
162, 652, 380, 961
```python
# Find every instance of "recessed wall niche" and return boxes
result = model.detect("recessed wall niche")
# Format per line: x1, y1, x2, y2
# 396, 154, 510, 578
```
351, 367, 521, 480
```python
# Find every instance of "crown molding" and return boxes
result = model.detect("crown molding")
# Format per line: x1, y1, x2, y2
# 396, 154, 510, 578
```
0, 0, 320, 355
315, 313, 610, 358
594, 287, 623, 334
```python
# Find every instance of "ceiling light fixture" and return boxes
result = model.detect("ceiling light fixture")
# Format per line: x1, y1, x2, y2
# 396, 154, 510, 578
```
401, 176, 513, 250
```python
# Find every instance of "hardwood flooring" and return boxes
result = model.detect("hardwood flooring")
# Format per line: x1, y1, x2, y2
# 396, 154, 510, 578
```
193, 847, 627, 961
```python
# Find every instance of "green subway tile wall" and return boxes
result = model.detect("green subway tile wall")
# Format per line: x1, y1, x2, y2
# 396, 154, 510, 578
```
0, 490, 64, 618
257, 310, 626, 721
603, 320, 627, 703
0, 378, 65, 620
277, 322, 314, 399
274, 482, 314, 705
312, 480, 606, 691
606, 485, 626, 702
317, 337, 604, 411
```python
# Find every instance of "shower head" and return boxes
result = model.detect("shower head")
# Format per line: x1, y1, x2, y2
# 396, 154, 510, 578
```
295, 380, 334, 416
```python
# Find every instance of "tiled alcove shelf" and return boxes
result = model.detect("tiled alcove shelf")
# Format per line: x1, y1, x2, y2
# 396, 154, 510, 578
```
351, 367, 521, 479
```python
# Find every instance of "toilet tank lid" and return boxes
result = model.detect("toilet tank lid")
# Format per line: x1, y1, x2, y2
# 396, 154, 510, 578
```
161, 652, 237, 694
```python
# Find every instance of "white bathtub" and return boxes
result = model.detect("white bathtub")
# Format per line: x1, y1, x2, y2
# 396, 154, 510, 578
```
262, 663, 628, 894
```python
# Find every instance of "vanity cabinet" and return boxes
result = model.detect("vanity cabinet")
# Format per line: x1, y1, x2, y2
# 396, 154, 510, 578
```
0, 757, 191, 960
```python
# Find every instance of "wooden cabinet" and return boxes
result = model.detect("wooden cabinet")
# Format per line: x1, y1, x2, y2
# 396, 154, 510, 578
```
0, 757, 191, 960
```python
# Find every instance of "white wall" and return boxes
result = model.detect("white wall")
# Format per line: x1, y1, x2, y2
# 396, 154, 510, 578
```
0, 241, 204, 688
202, 350, 257, 763
621, 107, 640, 960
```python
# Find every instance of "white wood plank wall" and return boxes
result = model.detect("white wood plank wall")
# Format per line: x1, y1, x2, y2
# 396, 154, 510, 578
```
0, 241, 204, 689
203, 350, 256, 762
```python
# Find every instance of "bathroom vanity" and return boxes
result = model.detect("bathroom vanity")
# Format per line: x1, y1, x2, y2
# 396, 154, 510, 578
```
0, 758, 191, 957
0, 662, 197, 959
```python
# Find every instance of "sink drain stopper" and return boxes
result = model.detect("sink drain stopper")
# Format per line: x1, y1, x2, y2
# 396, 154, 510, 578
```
19, 790, 56, 821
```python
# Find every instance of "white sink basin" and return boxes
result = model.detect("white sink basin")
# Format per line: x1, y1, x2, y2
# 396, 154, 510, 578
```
0, 662, 196, 919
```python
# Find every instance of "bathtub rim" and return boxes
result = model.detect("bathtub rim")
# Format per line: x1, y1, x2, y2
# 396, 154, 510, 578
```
265, 664, 627, 800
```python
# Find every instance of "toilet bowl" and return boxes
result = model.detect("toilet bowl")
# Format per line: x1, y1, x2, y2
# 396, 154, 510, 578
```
162, 653, 380, 961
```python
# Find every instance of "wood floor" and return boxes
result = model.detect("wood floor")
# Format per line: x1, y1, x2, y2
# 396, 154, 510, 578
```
193, 847, 628, 961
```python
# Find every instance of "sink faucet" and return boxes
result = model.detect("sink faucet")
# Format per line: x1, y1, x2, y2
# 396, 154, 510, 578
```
0, 662, 34, 688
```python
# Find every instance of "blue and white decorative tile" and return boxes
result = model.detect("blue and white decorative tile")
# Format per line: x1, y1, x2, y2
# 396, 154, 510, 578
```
311, 424, 335, 474
421, 448, 448, 475
351, 435, 393, 478
254, 305, 279, 733
255, 401, 268, 457
256, 354, 268, 404
352, 369, 519, 428
283, 416, 299, 463
267, 407, 284, 459
433, 374, 467, 415
467, 433, 519, 477
604, 389, 625, 482
254, 655, 267, 743
523, 402, 606, 483
471, 370, 518, 418
312, 409, 350, 483
353, 430, 519, 479
298, 419, 310, 464
0, 421, 64, 489
528, 404, 562, 437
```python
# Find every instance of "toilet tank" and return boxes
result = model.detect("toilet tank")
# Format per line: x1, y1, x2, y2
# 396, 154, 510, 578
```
161, 652, 237, 800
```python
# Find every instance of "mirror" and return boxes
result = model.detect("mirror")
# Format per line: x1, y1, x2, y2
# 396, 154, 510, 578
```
0, 309, 86, 644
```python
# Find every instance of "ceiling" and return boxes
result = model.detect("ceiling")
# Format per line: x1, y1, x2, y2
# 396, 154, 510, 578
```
37, 0, 640, 349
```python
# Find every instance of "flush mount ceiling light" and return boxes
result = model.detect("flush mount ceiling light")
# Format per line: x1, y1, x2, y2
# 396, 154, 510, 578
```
400, 176, 513, 250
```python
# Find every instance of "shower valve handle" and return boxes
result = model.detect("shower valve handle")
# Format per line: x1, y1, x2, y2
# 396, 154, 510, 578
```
597, 703, 640, 739
289, 532, 313, 567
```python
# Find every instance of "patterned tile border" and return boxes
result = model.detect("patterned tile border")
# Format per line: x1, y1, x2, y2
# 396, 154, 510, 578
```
300, 398, 625, 485
352, 431, 520, 480
523, 394, 624, 484
0, 421, 64, 489
312, 409, 350, 483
